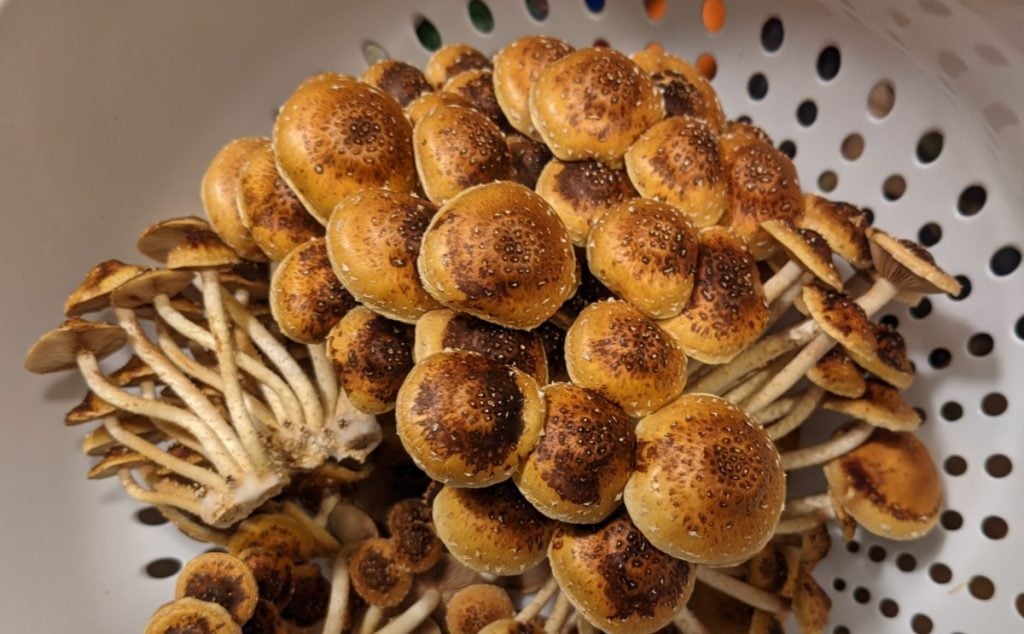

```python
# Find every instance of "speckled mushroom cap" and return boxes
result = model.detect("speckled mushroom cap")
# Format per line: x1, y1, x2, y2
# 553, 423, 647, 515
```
175, 552, 259, 624
718, 120, 773, 165
658, 226, 769, 364
362, 59, 432, 107
792, 570, 832, 634
325, 306, 414, 414
534, 159, 639, 246
505, 133, 553, 189
384, 498, 443, 573
565, 299, 687, 418
269, 237, 356, 344
281, 563, 330, 626
443, 68, 507, 128
200, 137, 268, 261
395, 349, 545, 487
108, 269, 195, 309
424, 43, 492, 89
24, 318, 127, 374
630, 46, 725, 131
801, 194, 873, 269
64, 260, 149, 317
624, 115, 728, 228
227, 513, 316, 563
234, 547, 295, 609
477, 619, 544, 634
417, 181, 578, 330
432, 481, 556, 575
414, 308, 548, 384
326, 188, 441, 322
493, 35, 575, 140
405, 91, 475, 127
822, 379, 921, 431
823, 428, 942, 540
243, 600, 286, 634
807, 348, 867, 399
137, 216, 240, 270
144, 597, 241, 634
867, 322, 915, 389
529, 47, 663, 165
445, 584, 516, 634
547, 512, 697, 634
720, 141, 803, 260
413, 105, 512, 205
761, 220, 842, 291
348, 537, 414, 608
623, 393, 786, 566
513, 383, 634, 524
236, 140, 324, 261
587, 198, 700, 319
272, 73, 416, 223
867, 227, 962, 295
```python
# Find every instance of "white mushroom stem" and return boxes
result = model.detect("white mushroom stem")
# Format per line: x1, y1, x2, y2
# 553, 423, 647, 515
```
785, 493, 833, 517
781, 422, 874, 470
765, 386, 824, 440
694, 566, 786, 614
316, 493, 342, 528
686, 360, 705, 379
517, 575, 559, 622
775, 511, 831, 535
764, 277, 805, 330
156, 505, 230, 545
544, 592, 572, 633
103, 416, 228, 491
672, 607, 709, 634
357, 606, 383, 634
752, 396, 798, 426
576, 618, 597, 634
375, 588, 441, 634
322, 551, 350, 634
309, 342, 339, 414
282, 501, 342, 554
722, 366, 773, 404
762, 262, 807, 304
117, 469, 207, 517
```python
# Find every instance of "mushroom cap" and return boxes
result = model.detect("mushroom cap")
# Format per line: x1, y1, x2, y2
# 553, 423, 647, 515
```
347, 537, 414, 608
244, 600, 287, 634
445, 584, 516, 634
362, 59, 432, 107
800, 194, 872, 269
720, 141, 803, 260
823, 428, 942, 540
493, 35, 575, 140
792, 570, 832, 633
630, 46, 725, 131
586, 198, 700, 319
272, 73, 415, 223
385, 498, 444, 573
505, 132, 552, 189
144, 597, 241, 634
67, 392, 119, 426
658, 226, 769, 364
718, 120, 773, 165
761, 220, 842, 290
822, 379, 921, 431
513, 383, 635, 524
395, 349, 545, 487
801, 283, 878, 365
432, 481, 556, 575
547, 513, 697, 634
623, 393, 786, 566
424, 43, 492, 89
413, 105, 512, 205
565, 299, 687, 418
81, 416, 157, 452
807, 348, 867, 398
175, 552, 260, 624
108, 268, 195, 308
405, 91, 475, 127
867, 227, 961, 295
534, 159, 638, 246
236, 140, 324, 261
442, 68, 507, 128
867, 322, 915, 389
24, 318, 126, 373
64, 259, 149, 317
325, 306, 415, 414
417, 181, 578, 330
269, 237, 356, 344
227, 513, 316, 563
280, 563, 330, 626
87, 446, 149, 479
138, 216, 241, 269
686, 583, 755, 633
200, 137, 268, 261
326, 188, 441, 322
624, 116, 728, 228
530, 47, 664, 165
235, 547, 295, 609
477, 619, 543, 634
414, 309, 548, 383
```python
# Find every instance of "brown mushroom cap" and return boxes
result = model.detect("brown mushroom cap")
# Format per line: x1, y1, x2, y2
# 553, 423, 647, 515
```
272, 73, 415, 223
565, 299, 687, 417
201, 137, 268, 261
417, 181, 578, 329
631, 46, 725, 131
137, 216, 240, 270
505, 132, 553, 189
269, 237, 356, 344
493, 35, 576, 139
424, 43, 492, 89
362, 59, 432, 107
867, 227, 962, 295
718, 120, 774, 165
530, 47, 664, 165
822, 379, 921, 431
432, 481, 556, 575
624, 394, 786, 566
145, 597, 241, 634
385, 498, 444, 573
548, 513, 696, 634
686, 583, 755, 633
24, 318, 126, 374
280, 562, 331, 626
326, 188, 441, 322
243, 599, 287, 634
67, 392, 119, 426
587, 198, 700, 319
405, 91, 475, 127
228, 513, 316, 563
513, 383, 634, 524
109, 269, 195, 309
235, 547, 295, 609
721, 141, 802, 260
477, 619, 543, 634
807, 347, 867, 398
325, 306, 414, 414
800, 194, 873, 269
792, 570, 832, 633
64, 260, 149, 317
443, 68, 507, 128
624, 115, 728, 228
395, 349, 545, 487
87, 446, 149, 479
175, 552, 260, 624
761, 220, 842, 291
445, 584, 516, 634
823, 428, 942, 540
534, 159, 639, 246
348, 537, 414, 608
868, 322, 915, 389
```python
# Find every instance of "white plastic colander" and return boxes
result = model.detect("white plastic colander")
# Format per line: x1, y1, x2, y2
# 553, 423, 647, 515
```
1, 0, 1022, 631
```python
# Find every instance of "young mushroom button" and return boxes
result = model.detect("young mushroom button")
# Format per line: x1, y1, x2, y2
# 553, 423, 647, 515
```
631, 45, 726, 132
445, 584, 516, 634
201, 137, 268, 261
362, 59, 432, 107
493, 36, 575, 141
442, 69, 508, 129
269, 237, 356, 344
424, 43, 492, 89
535, 159, 638, 247
144, 597, 241, 634
174, 552, 259, 624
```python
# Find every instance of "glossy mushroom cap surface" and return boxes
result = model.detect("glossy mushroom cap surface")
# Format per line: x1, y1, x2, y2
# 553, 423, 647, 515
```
718, 120, 773, 164
442, 68, 507, 128
385, 498, 443, 573
201, 137, 268, 261
822, 379, 921, 431
405, 91, 475, 126
631, 46, 725, 131
269, 237, 356, 344
362, 59, 432, 107
227, 514, 316, 563
174, 552, 259, 624
493, 35, 575, 140
761, 220, 842, 291
137, 216, 241, 270
424, 43, 491, 88
801, 194, 873, 269
145, 597, 241, 634
445, 584, 516, 634
807, 348, 867, 399
624, 394, 786, 566
348, 537, 414, 608
535, 159, 638, 246
64, 260, 149, 317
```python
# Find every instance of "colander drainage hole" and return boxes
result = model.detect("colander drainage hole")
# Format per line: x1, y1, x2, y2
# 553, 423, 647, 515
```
136, 506, 168, 526
882, 174, 906, 201
940, 509, 963, 531
957, 184, 987, 216
852, 586, 871, 604
909, 297, 932, 319
145, 558, 181, 579
833, 626, 850, 634
468, 0, 494, 33
967, 332, 993, 356
845, 540, 860, 553
879, 598, 899, 617
990, 245, 1021, 276
896, 553, 917, 572
918, 222, 941, 246
1016, 315, 1024, 340
841, 132, 864, 160
940, 401, 963, 421
969, 575, 996, 600
911, 613, 934, 633
982, 515, 1008, 540
525, 0, 549, 21
867, 545, 887, 562
950, 275, 971, 301
816, 45, 841, 81
928, 563, 952, 584
982, 392, 1008, 416
943, 455, 967, 476
797, 100, 817, 126
986, 454, 1013, 478
760, 16, 784, 52
915, 130, 944, 164
747, 73, 768, 100
778, 140, 796, 158
867, 80, 895, 119
1016, 593, 1024, 618
818, 170, 838, 192
413, 15, 441, 51
833, 577, 847, 591
880, 314, 898, 328
928, 348, 951, 369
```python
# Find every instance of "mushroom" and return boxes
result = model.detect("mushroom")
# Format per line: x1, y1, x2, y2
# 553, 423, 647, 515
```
821, 379, 920, 431
228, 513, 317, 563
445, 584, 516, 634
492, 35, 575, 140
779, 421, 875, 471
280, 562, 331, 627
442, 68, 508, 128
201, 137, 269, 261
269, 237, 356, 344
534, 159, 638, 247
86, 445, 149, 479
243, 599, 287, 634
376, 588, 443, 634
630, 45, 725, 131
760, 220, 842, 303
405, 91, 475, 127
348, 537, 414, 608
363, 59, 432, 107
800, 194, 873, 270
175, 552, 260, 624
145, 597, 241, 634
385, 498, 444, 574
718, 120, 773, 165
424, 43, 491, 89
234, 546, 296, 610
478, 619, 543, 634
791, 570, 831, 634
806, 347, 867, 399
64, 259, 149, 317
505, 133, 552, 189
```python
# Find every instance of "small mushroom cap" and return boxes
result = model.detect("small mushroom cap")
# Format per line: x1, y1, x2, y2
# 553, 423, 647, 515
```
424, 43, 492, 89
867, 227, 961, 295
362, 59, 432, 107
109, 269, 195, 308
801, 283, 878, 365
272, 73, 416, 223
175, 552, 260, 624
81, 416, 157, 452
443, 68, 507, 128
686, 582, 754, 633
385, 498, 444, 573
138, 217, 241, 270
493, 35, 575, 140
630, 46, 725, 131
624, 394, 786, 566
445, 584, 516, 634
587, 198, 700, 319
201, 137, 268, 261
747, 542, 800, 597
800, 194, 872, 269
824, 428, 942, 540
565, 299, 687, 417
405, 91, 475, 127
326, 188, 441, 322
718, 120, 773, 164
547, 513, 696, 634
513, 383, 635, 524
243, 599, 287, 634
417, 181, 578, 330
792, 570, 832, 634
395, 349, 545, 487
280, 562, 331, 626
414, 308, 548, 383
87, 446, 149, 479
325, 306, 415, 414
432, 481, 556, 576
761, 220, 842, 290
530, 47, 664, 165
822, 379, 921, 431
25, 318, 126, 374
269, 237, 356, 344
807, 348, 867, 399
477, 619, 543, 634
67, 392, 119, 426
64, 260, 149, 317
145, 597, 241, 634
867, 322, 915, 389
348, 537, 414, 608
235, 547, 295, 609
534, 159, 638, 246
624, 115, 728, 228
658, 226, 769, 364
228, 513, 316, 563
505, 132, 552, 189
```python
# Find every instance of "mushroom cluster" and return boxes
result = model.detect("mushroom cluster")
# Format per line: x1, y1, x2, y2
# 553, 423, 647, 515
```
26, 37, 961, 633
